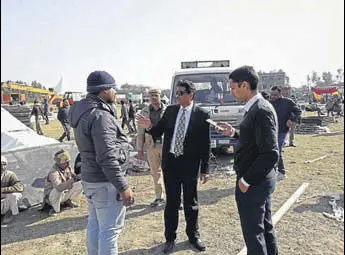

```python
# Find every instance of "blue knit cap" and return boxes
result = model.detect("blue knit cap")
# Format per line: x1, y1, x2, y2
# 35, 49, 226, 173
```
87, 71, 116, 93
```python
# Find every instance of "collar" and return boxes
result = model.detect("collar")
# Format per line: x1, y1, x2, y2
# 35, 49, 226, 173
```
179, 102, 194, 112
244, 93, 262, 112
86, 94, 114, 114
1, 170, 7, 181
150, 103, 163, 111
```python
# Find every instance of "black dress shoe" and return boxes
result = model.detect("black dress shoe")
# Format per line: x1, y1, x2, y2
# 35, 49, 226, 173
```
163, 241, 175, 254
190, 238, 206, 251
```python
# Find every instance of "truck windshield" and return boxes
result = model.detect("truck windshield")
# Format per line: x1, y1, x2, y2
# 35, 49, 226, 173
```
171, 73, 241, 105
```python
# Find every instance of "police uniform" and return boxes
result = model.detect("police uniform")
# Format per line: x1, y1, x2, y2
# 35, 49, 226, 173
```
137, 89, 166, 204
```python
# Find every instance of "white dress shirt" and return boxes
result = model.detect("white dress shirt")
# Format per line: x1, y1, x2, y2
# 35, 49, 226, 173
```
170, 103, 194, 154
243, 93, 262, 113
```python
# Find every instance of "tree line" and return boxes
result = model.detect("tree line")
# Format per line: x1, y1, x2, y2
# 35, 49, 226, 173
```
307, 68, 344, 87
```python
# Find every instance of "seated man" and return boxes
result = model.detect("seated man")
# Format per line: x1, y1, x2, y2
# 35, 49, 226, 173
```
1, 155, 24, 224
41, 149, 82, 215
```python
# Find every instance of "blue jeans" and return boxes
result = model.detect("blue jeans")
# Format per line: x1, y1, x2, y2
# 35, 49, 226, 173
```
82, 182, 126, 255
278, 133, 287, 174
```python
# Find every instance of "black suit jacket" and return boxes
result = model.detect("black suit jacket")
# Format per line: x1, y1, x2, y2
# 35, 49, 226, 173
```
148, 104, 211, 174
233, 98, 279, 185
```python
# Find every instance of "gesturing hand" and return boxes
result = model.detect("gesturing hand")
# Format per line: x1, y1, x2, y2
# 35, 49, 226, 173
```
200, 174, 210, 184
136, 114, 152, 129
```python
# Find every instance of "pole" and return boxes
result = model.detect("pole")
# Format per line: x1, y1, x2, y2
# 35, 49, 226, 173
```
237, 182, 310, 255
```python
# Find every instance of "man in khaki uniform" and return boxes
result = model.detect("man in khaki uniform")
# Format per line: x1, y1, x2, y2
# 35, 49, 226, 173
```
1, 155, 24, 224
41, 149, 82, 215
137, 89, 166, 207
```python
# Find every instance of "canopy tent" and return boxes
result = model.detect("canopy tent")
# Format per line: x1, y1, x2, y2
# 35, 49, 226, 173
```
1, 107, 59, 152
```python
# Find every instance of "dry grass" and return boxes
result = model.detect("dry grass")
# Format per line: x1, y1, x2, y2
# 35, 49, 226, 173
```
2, 116, 344, 255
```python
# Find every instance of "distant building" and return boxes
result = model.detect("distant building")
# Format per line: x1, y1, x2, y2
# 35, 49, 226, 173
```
116, 94, 127, 103
258, 70, 291, 97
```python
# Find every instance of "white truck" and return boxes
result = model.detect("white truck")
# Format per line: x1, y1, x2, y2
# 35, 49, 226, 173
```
170, 60, 245, 153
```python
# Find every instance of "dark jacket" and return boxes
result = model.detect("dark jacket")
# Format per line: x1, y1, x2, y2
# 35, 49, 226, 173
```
149, 104, 211, 174
31, 104, 44, 117
57, 106, 70, 124
128, 103, 135, 118
270, 97, 302, 134
233, 98, 279, 185
69, 94, 131, 193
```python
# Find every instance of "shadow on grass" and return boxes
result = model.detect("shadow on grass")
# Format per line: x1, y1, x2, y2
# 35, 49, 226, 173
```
119, 240, 199, 255
1, 187, 234, 246
293, 194, 344, 214
126, 187, 235, 220
1, 205, 87, 245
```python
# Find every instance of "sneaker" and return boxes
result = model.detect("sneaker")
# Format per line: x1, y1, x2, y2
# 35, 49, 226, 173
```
49, 208, 58, 216
277, 172, 287, 181
150, 198, 165, 207
2, 211, 14, 224
289, 144, 297, 147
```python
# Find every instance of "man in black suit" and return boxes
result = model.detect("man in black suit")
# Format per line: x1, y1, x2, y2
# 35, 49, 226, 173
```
137, 80, 210, 254
216, 66, 279, 255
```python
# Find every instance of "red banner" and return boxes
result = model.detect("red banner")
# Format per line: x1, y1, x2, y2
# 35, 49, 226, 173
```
311, 87, 338, 95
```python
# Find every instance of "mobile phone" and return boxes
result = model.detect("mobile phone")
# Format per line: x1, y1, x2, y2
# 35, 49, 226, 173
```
206, 119, 225, 131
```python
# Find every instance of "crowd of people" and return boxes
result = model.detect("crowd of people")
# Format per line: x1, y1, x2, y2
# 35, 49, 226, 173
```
2, 67, 307, 255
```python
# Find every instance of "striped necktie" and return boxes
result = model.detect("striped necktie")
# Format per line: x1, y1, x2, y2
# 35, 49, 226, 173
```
174, 109, 187, 156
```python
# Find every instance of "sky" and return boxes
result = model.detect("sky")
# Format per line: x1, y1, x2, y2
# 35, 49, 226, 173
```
1, 0, 344, 92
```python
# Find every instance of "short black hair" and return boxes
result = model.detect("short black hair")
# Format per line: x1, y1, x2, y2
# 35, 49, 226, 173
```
261, 91, 270, 100
229, 66, 259, 91
270, 86, 282, 92
176, 80, 196, 94
120, 100, 125, 105
129, 99, 132, 103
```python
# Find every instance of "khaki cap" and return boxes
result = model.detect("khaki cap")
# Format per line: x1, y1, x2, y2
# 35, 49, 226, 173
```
148, 88, 161, 95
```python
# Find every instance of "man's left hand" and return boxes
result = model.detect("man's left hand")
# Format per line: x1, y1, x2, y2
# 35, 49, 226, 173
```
238, 180, 249, 193
286, 120, 293, 128
200, 174, 210, 184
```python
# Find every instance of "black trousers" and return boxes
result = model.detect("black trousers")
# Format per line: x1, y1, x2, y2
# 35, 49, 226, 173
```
163, 154, 200, 242
58, 122, 71, 141
236, 176, 278, 255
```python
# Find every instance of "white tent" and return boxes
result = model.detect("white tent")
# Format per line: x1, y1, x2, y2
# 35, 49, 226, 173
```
54, 77, 64, 94
1, 107, 59, 152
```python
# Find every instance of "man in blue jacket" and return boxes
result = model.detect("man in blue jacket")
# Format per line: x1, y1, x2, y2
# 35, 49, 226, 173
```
57, 99, 71, 142
270, 86, 301, 180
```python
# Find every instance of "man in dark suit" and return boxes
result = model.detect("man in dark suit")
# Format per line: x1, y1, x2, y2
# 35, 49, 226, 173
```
216, 66, 279, 255
137, 80, 211, 254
